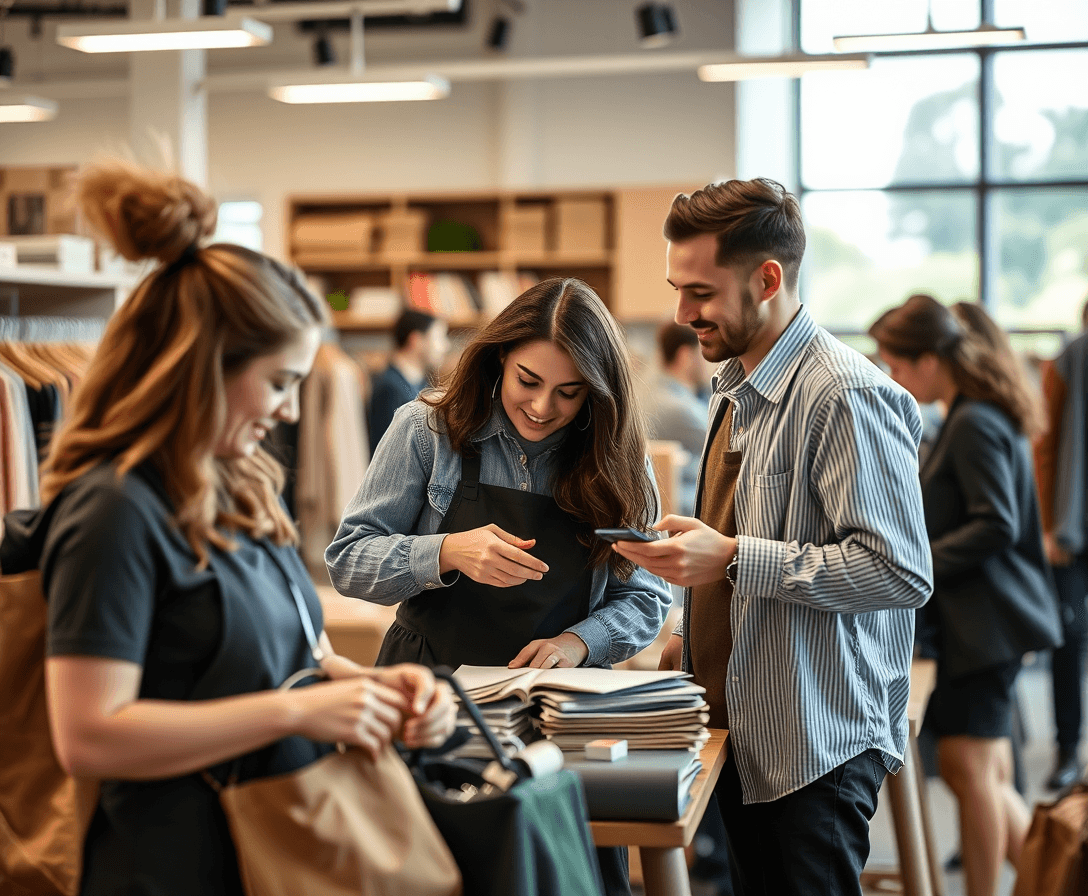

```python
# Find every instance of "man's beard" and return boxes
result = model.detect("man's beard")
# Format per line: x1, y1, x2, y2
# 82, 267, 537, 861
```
694, 285, 761, 363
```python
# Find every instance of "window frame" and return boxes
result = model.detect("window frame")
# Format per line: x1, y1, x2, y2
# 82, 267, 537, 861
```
794, 0, 1088, 327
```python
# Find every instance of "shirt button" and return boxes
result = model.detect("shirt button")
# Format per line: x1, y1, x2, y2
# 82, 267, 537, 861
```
736, 426, 744, 435
520, 483, 528, 490
732, 676, 739, 682
519, 454, 527, 464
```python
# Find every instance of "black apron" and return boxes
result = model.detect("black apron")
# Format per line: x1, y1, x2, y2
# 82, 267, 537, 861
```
376, 452, 594, 668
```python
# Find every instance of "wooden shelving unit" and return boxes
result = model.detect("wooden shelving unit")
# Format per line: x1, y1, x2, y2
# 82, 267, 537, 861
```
0, 266, 136, 319
287, 185, 689, 333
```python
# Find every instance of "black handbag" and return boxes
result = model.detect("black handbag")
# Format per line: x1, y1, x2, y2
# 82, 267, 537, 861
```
404, 667, 606, 896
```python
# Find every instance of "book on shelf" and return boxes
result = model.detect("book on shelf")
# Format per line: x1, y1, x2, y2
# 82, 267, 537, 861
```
349, 286, 404, 319
477, 270, 520, 316
563, 749, 702, 822
406, 272, 479, 320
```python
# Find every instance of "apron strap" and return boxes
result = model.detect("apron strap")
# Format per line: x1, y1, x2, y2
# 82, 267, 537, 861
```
461, 451, 481, 501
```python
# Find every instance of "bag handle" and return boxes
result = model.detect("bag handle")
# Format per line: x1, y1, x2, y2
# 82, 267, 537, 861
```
431, 665, 517, 774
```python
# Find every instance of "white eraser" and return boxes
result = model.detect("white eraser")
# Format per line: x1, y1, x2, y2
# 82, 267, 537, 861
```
584, 738, 628, 761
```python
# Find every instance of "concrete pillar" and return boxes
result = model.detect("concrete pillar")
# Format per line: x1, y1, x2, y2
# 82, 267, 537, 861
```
128, 0, 208, 187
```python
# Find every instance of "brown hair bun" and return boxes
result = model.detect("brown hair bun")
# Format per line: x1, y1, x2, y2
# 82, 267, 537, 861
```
75, 159, 218, 265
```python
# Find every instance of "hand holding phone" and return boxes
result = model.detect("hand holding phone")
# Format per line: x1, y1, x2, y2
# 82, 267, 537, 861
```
593, 527, 655, 544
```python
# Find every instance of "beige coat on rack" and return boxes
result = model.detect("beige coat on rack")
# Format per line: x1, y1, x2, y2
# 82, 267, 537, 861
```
297, 343, 370, 575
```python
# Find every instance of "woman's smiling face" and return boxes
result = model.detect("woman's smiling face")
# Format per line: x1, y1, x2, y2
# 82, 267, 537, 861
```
499, 339, 589, 442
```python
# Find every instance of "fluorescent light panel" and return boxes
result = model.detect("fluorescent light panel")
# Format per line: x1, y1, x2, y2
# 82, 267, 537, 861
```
0, 96, 58, 122
270, 75, 450, 104
699, 53, 870, 81
56, 16, 272, 53
833, 24, 1026, 53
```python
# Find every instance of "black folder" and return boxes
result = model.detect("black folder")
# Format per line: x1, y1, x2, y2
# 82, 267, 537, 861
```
563, 750, 702, 822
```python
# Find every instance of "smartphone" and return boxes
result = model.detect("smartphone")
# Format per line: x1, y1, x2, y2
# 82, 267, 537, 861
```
594, 527, 655, 544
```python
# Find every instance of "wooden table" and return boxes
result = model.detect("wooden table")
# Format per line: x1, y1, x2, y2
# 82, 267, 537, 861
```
590, 729, 728, 896
862, 657, 944, 896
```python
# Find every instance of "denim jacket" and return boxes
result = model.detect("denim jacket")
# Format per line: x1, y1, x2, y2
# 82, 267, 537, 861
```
325, 400, 672, 667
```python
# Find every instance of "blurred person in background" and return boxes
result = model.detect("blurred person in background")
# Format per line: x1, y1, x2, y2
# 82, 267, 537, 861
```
645, 322, 712, 517
870, 294, 1061, 896
1033, 292, 1088, 790
367, 309, 450, 448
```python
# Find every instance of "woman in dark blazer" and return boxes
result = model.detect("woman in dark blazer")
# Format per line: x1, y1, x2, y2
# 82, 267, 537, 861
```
870, 294, 1061, 896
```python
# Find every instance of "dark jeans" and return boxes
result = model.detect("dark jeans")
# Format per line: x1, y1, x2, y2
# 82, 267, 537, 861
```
1052, 555, 1088, 751
713, 749, 885, 896
596, 846, 630, 896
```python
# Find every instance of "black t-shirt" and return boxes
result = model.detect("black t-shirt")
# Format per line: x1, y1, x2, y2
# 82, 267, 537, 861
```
39, 462, 331, 896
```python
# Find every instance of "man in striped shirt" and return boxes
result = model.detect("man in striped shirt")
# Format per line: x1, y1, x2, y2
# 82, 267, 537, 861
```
614, 178, 933, 895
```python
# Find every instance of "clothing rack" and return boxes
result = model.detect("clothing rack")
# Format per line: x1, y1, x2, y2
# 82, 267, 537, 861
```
0, 316, 106, 343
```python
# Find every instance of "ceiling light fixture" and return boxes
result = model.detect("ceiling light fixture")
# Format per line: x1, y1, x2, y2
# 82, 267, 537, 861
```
56, 15, 272, 53
0, 95, 58, 122
270, 74, 450, 103
699, 52, 870, 81
833, 14, 1025, 53
636, 2, 678, 49
271, 10, 449, 104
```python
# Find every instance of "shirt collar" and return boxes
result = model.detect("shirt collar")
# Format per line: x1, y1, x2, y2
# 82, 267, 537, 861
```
712, 305, 817, 404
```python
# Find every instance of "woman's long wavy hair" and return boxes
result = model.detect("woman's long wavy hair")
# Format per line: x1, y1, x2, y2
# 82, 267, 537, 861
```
40, 159, 328, 567
869, 293, 1045, 437
424, 278, 656, 577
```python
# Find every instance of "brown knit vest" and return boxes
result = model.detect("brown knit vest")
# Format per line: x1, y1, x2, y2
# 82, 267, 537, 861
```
690, 401, 742, 730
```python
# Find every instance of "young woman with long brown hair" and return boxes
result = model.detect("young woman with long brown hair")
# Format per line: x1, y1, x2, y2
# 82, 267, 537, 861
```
0, 159, 455, 896
326, 277, 671, 673
869, 294, 1060, 896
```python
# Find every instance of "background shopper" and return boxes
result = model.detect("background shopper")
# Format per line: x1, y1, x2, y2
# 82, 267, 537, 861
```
870, 294, 1062, 896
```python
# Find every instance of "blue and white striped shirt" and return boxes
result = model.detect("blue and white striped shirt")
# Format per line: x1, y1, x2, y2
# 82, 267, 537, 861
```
680, 306, 933, 804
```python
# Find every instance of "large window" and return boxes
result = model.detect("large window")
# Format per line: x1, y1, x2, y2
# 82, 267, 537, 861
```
797, 1, 1088, 335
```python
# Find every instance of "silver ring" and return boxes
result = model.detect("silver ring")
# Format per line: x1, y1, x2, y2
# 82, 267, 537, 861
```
549, 655, 560, 666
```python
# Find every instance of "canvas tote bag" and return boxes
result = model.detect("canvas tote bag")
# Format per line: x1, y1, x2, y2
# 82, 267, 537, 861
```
0, 571, 98, 896
207, 734, 462, 896
206, 548, 461, 896
1013, 783, 1088, 896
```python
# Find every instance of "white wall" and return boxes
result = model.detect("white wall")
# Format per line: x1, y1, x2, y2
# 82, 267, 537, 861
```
0, 0, 737, 258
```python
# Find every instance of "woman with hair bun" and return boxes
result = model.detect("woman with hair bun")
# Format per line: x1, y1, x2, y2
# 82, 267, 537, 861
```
869, 294, 1060, 896
0, 159, 455, 896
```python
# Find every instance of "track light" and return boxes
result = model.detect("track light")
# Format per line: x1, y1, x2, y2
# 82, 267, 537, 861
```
312, 32, 336, 66
636, 2, 678, 49
487, 16, 510, 51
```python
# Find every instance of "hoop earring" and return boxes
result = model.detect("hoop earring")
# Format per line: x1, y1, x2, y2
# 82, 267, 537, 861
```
492, 376, 502, 401
576, 401, 592, 431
